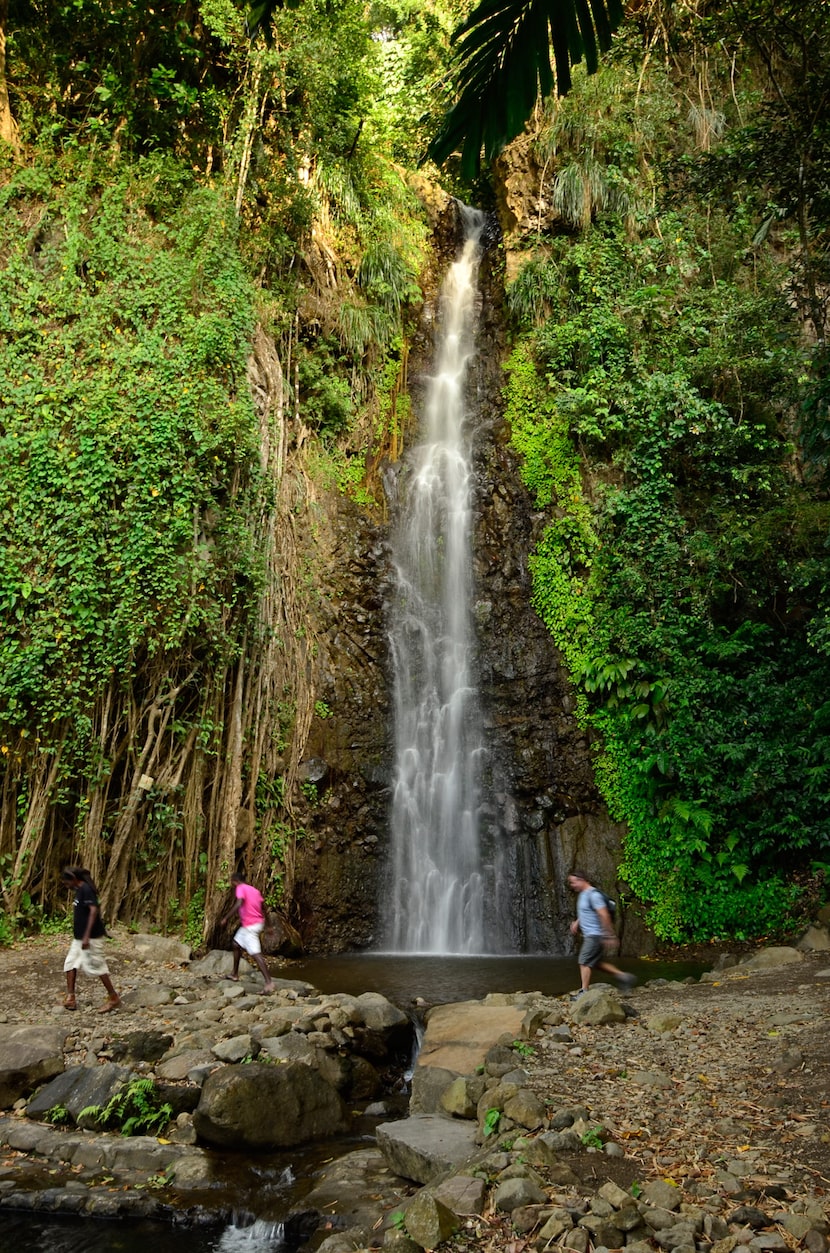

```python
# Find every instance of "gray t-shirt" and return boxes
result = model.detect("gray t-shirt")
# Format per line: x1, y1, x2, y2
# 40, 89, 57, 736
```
576, 887, 608, 937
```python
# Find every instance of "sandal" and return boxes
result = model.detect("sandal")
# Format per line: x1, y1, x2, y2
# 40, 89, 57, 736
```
97, 996, 121, 1014
63, 995, 77, 1011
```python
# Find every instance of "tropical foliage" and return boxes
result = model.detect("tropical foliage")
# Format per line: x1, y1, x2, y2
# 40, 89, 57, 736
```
2, 0, 830, 948
426, 0, 624, 176
0, 0, 428, 936
505, 2, 830, 938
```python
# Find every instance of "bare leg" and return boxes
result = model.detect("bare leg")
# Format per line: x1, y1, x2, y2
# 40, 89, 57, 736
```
578, 964, 592, 991
64, 968, 77, 1008
597, 960, 637, 989
253, 953, 274, 993
97, 973, 121, 1012
230, 943, 242, 980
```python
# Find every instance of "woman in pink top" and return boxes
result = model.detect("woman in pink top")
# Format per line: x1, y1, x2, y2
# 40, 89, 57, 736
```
221, 872, 274, 993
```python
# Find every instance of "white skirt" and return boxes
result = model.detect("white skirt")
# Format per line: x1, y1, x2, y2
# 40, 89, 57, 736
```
234, 923, 264, 955
63, 937, 110, 976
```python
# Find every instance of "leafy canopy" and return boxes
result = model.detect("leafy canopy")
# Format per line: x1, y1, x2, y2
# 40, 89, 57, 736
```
426, 0, 625, 176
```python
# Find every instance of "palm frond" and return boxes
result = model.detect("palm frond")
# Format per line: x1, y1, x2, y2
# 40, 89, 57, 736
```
246, 0, 299, 42
426, 0, 625, 178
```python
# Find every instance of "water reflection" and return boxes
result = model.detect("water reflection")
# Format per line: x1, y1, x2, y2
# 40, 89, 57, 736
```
284, 952, 707, 1005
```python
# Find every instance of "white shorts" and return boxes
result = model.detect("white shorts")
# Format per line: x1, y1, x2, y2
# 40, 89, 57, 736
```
234, 923, 264, 955
64, 938, 110, 976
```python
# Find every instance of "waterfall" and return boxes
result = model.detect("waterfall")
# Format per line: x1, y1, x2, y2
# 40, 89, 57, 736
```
384, 205, 491, 955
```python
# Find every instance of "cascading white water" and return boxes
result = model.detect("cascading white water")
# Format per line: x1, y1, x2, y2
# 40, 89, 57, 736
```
385, 206, 488, 955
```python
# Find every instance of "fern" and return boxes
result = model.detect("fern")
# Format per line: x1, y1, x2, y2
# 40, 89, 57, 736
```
79, 1078, 173, 1137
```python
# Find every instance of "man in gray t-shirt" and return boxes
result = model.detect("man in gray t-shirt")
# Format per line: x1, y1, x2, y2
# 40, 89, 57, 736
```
568, 871, 637, 996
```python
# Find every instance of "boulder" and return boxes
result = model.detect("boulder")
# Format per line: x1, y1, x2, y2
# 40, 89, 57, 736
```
410, 1064, 459, 1116
354, 992, 409, 1032
645, 1012, 683, 1033
440, 1076, 482, 1119
797, 926, 830, 952
431, 1173, 486, 1216
211, 1035, 257, 1063
300, 1145, 409, 1232
251, 1008, 300, 1039
192, 1060, 350, 1149
259, 1033, 317, 1065
376, 1114, 478, 1185
737, 946, 803, 970
571, 990, 626, 1026
416, 1001, 526, 1078
26, 1062, 133, 1127
0, 1025, 66, 1108
120, 985, 174, 1009
131, 933, 192, 964
404, 1190, 459, 1247
494, 1175, 546, 1212
156, 1050, 216, 1081
503, 1088, 546, 1130
642, 1179, 683, 1211
189, 950, 236, 977
109, 1031, 173, 1064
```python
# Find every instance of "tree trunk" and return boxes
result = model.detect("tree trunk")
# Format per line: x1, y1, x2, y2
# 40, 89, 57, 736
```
0, 0, 20, 152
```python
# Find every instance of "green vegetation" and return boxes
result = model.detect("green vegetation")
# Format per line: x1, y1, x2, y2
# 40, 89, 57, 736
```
79, 1077, 174, 1136
2, 0, 829, 948
0, 0, 430, 938
505, 4, 830, 940
42, 1104, 71, 1126
482, 1107, 501, 1137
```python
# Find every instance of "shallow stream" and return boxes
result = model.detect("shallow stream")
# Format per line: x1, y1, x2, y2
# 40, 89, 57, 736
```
2, 953, 707, 1252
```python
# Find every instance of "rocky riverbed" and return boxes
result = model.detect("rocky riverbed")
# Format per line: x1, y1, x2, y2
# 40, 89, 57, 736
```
0, 930, 828, 1253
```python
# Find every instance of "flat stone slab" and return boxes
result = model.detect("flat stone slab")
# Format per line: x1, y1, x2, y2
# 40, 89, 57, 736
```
416, 1001, 527, 1076
376, 1114, 478, 1185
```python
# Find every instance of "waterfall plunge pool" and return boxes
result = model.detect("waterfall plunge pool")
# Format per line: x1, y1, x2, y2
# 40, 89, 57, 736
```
284, 951, 709, 1006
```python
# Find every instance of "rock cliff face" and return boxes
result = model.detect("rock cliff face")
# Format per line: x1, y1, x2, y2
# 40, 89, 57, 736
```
291, 198, 632, 954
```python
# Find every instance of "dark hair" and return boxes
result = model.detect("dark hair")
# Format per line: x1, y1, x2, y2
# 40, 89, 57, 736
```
61, 866, 98, 891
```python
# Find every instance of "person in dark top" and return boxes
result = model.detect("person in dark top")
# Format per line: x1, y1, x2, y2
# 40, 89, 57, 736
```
61, 867, 120, 1012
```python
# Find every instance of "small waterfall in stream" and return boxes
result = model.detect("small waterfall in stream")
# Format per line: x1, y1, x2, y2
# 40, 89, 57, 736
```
384, 206, 496, 955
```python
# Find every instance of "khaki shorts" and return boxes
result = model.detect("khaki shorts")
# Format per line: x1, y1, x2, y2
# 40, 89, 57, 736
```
578, 935, 607, 968
63, 938, 110, 976
233, 923, 264, 955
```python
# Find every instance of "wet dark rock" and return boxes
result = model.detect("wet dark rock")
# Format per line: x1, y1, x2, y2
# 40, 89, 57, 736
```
192, 1060, 351, 1149
109, 1030, 173, 1064
729, 1206, 771, 1229
26, 1062, 134, 1128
